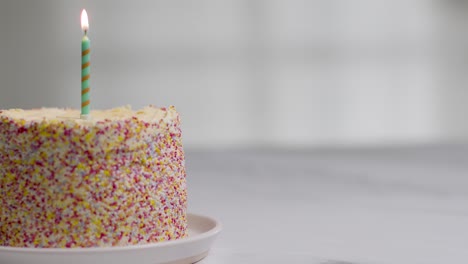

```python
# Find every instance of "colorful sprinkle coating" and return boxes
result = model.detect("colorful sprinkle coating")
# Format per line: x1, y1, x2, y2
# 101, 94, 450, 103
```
0, 106, 187, 248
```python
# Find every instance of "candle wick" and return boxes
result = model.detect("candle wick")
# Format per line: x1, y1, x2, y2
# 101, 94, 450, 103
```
84, 29, 88, 36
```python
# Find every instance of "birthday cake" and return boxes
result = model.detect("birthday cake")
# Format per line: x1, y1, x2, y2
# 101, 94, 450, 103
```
0, 105, 187, 248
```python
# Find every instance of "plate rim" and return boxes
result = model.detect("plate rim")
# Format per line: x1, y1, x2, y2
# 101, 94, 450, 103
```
0, 213, 222, 254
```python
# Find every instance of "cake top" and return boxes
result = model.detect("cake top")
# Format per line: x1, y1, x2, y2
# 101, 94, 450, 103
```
0, 105, 178, 126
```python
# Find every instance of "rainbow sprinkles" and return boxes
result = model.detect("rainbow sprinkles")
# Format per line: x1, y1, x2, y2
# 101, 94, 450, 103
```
0, 105, 187, 248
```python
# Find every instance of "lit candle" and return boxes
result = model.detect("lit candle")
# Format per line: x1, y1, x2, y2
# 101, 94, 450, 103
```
81, 9, 91, 119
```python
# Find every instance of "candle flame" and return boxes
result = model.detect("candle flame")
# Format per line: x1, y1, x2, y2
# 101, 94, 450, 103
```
81, 9, 89, 32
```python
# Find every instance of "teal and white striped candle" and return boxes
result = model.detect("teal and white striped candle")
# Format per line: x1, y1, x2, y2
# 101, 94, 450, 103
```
81, 9, 91, 119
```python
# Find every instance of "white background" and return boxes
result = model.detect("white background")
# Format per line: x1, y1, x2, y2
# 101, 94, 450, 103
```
1, 0, 467, 148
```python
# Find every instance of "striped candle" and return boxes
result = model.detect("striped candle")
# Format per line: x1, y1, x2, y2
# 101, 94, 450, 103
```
81, 9, 91, 118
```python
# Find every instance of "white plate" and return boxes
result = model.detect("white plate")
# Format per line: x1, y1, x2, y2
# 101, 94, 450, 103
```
0, 213, 221, 264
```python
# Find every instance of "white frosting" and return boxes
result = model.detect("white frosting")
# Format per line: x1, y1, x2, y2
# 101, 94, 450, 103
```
0, 105, 178, 125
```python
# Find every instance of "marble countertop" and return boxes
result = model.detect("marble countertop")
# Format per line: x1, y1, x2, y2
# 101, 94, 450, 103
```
186, 145, 468, 264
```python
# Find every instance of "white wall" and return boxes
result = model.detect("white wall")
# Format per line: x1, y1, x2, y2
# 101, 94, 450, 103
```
0, 0, 466, 148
